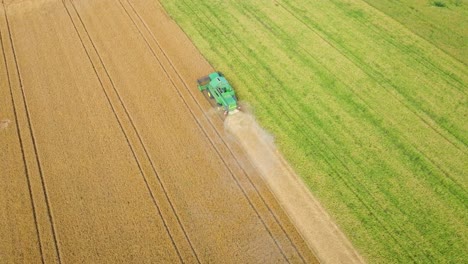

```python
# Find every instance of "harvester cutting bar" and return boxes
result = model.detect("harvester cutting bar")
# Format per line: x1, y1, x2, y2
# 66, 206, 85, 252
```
197, 76, 211, 86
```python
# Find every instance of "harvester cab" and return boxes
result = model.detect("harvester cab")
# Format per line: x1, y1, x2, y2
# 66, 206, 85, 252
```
197, 72, 240, 115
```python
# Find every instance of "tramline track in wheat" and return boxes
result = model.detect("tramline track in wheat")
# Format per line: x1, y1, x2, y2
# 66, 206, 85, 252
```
0, 9, 44, 263
62, 0, 199, 261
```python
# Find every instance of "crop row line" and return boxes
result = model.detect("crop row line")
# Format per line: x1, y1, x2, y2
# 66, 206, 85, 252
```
1, 1, 62, 263
114, 0, 202, 262
244, 0, 466, 207
359, 0, 466, 67
329, 0, 466, 91
61, 0, 187, 262
277, 0, 466, 156
278, 0, 467, 148
0, 11, 45, 264
238, 0, 465, 210
272, 0, 467, 204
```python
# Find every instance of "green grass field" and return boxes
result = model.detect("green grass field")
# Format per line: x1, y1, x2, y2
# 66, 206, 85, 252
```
160, 0, 467, 262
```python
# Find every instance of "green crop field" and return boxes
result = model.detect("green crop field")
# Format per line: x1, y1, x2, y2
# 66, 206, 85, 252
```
362, 0, 467, 65
160, 0, 467, 262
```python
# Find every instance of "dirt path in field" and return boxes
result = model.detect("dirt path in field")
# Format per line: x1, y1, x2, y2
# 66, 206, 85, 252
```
225, 112, 365, 264
0, 0, 320, 263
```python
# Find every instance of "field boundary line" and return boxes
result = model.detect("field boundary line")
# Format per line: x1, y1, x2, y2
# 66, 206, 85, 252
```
60, 0, 189, 262
0, 20, 44, 264
2, 2, 62, 263
121, 0, 312, 262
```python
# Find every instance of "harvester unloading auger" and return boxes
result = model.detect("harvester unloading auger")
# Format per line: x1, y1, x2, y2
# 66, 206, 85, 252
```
197, 71, 241, 116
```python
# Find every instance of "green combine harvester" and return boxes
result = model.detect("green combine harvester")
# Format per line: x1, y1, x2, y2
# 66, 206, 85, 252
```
197, 72, 240, 115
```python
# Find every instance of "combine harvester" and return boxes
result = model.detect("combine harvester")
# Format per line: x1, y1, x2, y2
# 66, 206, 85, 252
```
197, 72, 241, 115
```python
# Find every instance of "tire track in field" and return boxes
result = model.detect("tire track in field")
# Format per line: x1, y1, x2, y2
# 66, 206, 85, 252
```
359, 0, 466, 67
125, 1, 317, 263
272, 1, 467, 194
272, 0, 467, 155
282, 0, 468, 92
235, 0, 468, 215
117, 1, 303, 262
329, 0, 466, 92
238, 1, 466, 206
234, 0, 466, 200
324, 0, 467, 104
1, 2, 62, 263
60, 1, 190, 262
0, 24, 44, 264
179, 2, 425, 261
276, 0, 467, 149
